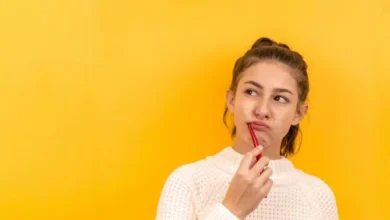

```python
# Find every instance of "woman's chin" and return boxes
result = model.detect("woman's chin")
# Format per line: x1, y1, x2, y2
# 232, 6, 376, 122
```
246, 135, 271, 148
259, 139, 271, 148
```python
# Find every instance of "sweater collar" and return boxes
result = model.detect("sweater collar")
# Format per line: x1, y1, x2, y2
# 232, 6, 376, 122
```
206, 146, 296, 176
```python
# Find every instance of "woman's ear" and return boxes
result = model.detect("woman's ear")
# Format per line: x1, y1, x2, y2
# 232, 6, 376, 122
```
292, 103, 308, 125
226, 89, 235, 113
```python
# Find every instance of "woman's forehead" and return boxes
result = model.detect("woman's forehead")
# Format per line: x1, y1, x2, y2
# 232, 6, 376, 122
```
238, 61, 298, 90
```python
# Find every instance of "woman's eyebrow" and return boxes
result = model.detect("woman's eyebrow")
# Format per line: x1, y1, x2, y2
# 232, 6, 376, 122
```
244, 80, 293, 95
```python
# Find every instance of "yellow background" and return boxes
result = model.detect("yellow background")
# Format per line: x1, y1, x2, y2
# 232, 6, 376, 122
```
0, 0, 389, 219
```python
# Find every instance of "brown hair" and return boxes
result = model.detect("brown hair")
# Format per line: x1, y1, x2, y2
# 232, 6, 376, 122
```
223, 37, 309, 157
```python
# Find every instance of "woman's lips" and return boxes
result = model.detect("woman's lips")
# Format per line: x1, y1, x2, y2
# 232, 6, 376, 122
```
248, 121, 270, 131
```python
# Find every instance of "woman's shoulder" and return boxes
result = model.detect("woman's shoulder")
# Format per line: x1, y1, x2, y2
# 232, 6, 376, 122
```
162, 158, 213, 188
300, 172, 334, 190
294, 170, 339, 218
296, 169, 337, 201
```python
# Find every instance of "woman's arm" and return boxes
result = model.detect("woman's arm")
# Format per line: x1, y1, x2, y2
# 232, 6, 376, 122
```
320, 185, 339, 220
156, 167, 239, 220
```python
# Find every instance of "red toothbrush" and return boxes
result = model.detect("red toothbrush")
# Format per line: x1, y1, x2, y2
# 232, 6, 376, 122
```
247, 123, 267, 195
247, 123, 262, 162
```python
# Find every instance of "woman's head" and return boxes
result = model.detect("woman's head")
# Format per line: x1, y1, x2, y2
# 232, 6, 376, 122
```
224, 37, 309, 157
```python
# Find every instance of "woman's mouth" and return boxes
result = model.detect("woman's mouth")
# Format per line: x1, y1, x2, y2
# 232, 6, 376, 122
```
248, 121, 270, 131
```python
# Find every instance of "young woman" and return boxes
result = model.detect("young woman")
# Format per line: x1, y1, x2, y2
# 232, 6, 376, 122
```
156, 37, 338, 220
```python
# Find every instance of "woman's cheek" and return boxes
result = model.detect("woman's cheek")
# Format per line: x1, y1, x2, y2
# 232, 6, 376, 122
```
240, 99, 254, 114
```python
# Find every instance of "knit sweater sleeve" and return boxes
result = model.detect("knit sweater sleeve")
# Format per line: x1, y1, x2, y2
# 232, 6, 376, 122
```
304, 175, 339, 220
156, 166, 239, 220
318, 183, 339, 220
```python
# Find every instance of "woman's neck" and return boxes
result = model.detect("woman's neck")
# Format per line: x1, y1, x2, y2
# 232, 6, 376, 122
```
232, 136, 282, 160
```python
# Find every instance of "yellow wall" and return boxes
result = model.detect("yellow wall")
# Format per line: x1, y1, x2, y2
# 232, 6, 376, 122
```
0, 0, 389, 219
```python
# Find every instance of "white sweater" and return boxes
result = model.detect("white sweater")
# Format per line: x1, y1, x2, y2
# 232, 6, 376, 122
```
156, 146, 338, 220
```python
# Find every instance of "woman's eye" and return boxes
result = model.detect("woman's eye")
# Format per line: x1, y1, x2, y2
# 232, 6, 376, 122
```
275, 96, 288, 103
245, 89, 257, 96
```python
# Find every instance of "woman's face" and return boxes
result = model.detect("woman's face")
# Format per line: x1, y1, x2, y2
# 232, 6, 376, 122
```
226, 60, 307, 148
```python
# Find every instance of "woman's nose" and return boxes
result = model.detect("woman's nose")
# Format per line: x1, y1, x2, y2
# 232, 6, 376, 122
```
254, 99, 271, 119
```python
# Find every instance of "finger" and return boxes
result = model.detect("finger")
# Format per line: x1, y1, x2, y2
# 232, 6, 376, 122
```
261, 178, 273, 198
250, 156, 270, 176
238, 146, 263, 171
249, 145, 264, 168
253, 167, 273, 187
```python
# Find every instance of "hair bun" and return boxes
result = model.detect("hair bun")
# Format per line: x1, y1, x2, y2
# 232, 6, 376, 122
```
251, 37, 290, 50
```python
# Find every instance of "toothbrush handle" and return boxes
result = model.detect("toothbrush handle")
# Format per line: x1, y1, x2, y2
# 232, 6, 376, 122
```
247, 123, 262, 161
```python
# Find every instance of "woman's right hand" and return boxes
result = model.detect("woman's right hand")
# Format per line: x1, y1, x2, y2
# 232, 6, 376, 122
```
222, 146, 273, 219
